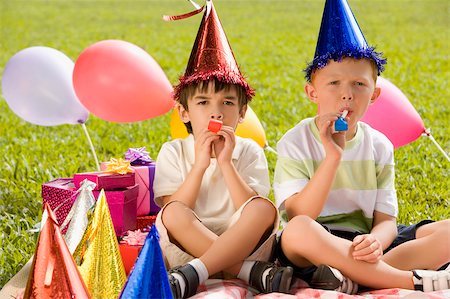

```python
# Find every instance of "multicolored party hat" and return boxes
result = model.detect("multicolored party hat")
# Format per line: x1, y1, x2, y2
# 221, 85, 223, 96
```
166, 0, 254, 102
119, 225, 172, 299
23, 203, 90, 298
304, 0, 386, 81
73, 190, 126, 298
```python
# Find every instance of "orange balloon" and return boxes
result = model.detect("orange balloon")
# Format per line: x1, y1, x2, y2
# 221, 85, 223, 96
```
73, 40, 174, 123
170, 105, 267, 148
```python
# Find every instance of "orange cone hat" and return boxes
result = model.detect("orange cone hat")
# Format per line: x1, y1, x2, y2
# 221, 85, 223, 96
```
23, 203, 90, 298
169, 0, 254, 101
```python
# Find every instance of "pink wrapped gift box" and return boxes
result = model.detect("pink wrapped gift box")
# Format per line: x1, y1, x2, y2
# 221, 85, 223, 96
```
93, 185, 138, 236
132, 164, 159, 215
41, 178, 78, 233
42, 178, 138, 236
101, 162, 159, 216
73, 171, 135, 190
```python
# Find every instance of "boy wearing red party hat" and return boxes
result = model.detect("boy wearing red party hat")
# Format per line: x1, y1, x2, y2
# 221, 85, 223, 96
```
154, 1, 293, 298
273, 0, 450, 294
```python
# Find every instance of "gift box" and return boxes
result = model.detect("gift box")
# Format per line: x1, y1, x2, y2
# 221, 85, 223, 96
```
41, 178, 78, 232
93, 186, 138, 236
133, 163, 159, 215
101, 162, 158, 216
136, 215, 157, 230
73, 171, 135, 190
42, 178, 138, 236
119, 244, 142, 275
118, 229, 148, 275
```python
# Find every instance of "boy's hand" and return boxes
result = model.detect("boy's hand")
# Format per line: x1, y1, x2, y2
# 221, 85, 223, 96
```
194, 129, 220, 170
317, 113, 346, 159
214, 125, 235, 165
352, 234, 383, 263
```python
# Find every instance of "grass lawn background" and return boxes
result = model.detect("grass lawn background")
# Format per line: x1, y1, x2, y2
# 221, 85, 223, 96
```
0, 0, 448, 288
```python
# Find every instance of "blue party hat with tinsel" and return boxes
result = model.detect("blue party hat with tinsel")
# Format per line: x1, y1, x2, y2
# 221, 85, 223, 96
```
305, 0, 386, 82
119, 225, 173, 299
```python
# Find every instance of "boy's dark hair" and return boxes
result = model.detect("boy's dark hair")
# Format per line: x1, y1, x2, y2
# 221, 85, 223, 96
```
178, 78, 249, 134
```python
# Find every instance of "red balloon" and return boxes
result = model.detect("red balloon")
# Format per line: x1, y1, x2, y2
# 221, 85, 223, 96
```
361, 77, 425, 148
73, 40, 174, 122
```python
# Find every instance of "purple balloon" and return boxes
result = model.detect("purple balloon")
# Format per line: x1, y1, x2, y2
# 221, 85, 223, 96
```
2, 46, 89, 126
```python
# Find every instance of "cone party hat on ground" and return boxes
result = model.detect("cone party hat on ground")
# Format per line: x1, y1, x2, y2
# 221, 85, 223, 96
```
171, 0, 254, 101
61, 179, 96, 254
73, 190, 126, 298
304, 0, 386, 81
23, 203, 90, 299
120, 225, 173, 299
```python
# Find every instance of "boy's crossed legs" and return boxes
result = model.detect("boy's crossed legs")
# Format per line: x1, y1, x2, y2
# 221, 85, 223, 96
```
158, 198, 293, 298
383, 220, 450, 270
280, 216, 450, 293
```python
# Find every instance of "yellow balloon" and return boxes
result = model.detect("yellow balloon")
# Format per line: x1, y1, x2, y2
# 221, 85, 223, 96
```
170, 107, 189, 139
170, 105, 267, 148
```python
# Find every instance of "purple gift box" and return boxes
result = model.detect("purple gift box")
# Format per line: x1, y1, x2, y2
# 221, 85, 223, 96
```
42, 178, 138, 236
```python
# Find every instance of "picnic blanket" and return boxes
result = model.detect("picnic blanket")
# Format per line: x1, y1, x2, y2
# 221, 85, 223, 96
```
193, 279, 450, 299
1, 262, 449, 299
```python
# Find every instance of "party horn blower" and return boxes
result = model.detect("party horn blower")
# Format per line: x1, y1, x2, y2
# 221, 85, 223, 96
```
24, 203, 90, 299
334, 110, 349, 132
73, 190, 126, 298
120, 225, 173, 299
208, 119, 222, 133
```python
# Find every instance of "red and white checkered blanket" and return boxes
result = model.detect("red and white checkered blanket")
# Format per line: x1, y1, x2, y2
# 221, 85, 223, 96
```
192, 279, 450, 299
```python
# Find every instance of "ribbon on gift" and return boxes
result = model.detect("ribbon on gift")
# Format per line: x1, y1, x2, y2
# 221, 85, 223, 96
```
52, 180, 83, 220
120, 229, 148, 246
103, 158, 134, 174
124, 147, 153, 165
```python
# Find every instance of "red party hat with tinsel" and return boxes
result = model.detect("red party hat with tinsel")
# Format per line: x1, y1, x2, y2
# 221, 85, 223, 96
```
165, 0, 254, 101
23, 203, 90, 298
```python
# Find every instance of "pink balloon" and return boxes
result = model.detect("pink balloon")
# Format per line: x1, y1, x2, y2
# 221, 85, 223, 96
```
73, 40, 174, 123
361, 77, 425, 148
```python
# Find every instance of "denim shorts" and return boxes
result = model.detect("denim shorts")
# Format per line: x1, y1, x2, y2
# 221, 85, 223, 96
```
275, 219, 434, 283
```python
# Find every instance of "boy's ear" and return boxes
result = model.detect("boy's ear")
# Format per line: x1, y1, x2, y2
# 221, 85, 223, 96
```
238, 104, 248, 123
177, 103, 190, 123
305, 83, 319, 104
370, 87, 381, 105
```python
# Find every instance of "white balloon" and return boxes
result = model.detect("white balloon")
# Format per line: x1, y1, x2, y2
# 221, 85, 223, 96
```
2, 46, 89, 126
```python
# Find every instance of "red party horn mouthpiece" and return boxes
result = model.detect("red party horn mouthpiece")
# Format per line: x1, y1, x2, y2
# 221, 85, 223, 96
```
208, 119, 223, 133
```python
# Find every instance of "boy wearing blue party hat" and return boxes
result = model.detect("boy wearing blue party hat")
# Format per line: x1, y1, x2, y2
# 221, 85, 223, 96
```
274, 0, 450, 294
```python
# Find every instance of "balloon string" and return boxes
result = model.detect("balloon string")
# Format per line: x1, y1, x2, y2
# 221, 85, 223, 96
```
264, 145, 278, 155
81, 123, 100, 171
423, 129, 450, 162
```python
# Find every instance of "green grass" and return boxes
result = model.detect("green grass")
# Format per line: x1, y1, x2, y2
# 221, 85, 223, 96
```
0, 0, 449, 288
